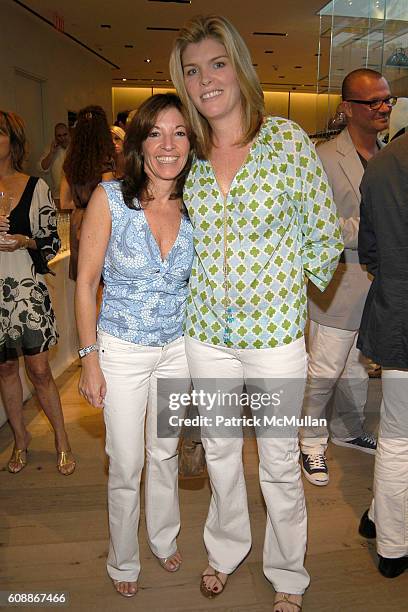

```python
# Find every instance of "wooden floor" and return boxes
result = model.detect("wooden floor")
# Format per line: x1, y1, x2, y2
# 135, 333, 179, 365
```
1, 363, 407, 611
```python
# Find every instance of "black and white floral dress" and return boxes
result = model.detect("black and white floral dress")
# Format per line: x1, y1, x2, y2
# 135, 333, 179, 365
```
0, 177, 61, 363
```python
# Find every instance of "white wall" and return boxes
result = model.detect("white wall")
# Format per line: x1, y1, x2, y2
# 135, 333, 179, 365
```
0, 1, 112, 164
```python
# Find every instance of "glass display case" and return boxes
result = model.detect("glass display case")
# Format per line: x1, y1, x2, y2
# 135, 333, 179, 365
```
317, 0, 408, 129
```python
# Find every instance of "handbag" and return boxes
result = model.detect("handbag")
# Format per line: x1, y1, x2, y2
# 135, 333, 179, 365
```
178, 437, 206, 477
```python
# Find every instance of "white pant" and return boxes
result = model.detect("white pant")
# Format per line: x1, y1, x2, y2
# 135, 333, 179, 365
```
368, 369, 408, 558
185, 335, 310, 595
98, 331, 190, 582
301, 321, 369, 452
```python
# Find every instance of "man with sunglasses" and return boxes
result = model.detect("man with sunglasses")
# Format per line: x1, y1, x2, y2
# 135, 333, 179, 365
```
301, 69, 395, 486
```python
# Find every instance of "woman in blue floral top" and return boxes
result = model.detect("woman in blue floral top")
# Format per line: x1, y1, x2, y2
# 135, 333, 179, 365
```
170, 16, 343, 610
0, 111, 75, 476
75, 94, 195, 598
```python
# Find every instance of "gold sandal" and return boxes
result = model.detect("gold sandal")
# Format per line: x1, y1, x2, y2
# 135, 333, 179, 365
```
57, 450, 76, 476
112, 579, 137, 598
200, 570, 227, 598
7, 447, 28, 473
274, 593, 303, 611
158, 553, 181, 572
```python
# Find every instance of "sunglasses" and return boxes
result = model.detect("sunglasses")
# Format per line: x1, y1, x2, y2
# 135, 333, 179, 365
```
345, 96, 397, 111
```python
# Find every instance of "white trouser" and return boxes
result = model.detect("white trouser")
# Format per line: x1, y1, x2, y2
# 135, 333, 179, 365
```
185, 335, 310, 595
368, 369, 408, 558
300, 321, 369, 453
98, 330, 190, 582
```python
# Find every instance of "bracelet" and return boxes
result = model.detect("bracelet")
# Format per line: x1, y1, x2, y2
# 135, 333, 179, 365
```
78, 344, 98, 359
20, 235, 30, 249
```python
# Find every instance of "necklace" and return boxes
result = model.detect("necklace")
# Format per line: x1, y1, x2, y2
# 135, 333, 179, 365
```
222, 193, 234, 345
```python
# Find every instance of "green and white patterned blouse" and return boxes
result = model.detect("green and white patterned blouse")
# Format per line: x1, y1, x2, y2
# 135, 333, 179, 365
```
183, 116, 344, 349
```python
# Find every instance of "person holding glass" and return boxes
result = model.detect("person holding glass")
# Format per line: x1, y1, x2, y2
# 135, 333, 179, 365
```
75, 94, 194, 597
170, 15, 343, 611
0, 110, 75, 475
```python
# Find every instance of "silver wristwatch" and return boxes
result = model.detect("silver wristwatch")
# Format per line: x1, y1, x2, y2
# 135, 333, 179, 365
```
78, 343, 98, 359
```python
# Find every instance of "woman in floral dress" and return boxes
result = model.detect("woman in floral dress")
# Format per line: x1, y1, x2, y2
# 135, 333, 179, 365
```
0, 110, 75, 475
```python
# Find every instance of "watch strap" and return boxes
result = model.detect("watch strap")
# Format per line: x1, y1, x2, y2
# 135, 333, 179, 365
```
78, 343, 98, 359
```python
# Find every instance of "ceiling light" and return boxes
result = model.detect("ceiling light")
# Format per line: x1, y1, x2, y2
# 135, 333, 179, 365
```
148, 0, 191, 4
144, 58, 152, 63
122, 78, 127, 81
253, 32, 287, 37
146, 26, 180, 32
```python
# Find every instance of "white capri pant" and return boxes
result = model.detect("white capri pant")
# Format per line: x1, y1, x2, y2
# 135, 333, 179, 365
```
98, 330, 190, 582
185, 335, 310, 595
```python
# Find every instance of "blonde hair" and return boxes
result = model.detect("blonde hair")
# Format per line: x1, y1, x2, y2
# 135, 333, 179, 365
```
110, 125, 125, 141
169, 14, 264, 158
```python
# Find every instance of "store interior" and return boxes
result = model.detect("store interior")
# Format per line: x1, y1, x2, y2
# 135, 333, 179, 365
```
1, 1, 408, 609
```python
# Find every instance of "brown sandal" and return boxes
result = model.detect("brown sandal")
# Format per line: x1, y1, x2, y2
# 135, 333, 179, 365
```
274, 592, 302, 611
200, 570, 227, 598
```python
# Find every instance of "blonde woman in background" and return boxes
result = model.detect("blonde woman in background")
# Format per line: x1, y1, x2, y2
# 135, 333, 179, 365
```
170, 15, 343, 611
110, 126, 125, 179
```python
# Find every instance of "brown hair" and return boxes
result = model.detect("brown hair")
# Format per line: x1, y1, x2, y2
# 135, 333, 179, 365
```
63, 105, 114, 208
169, 14, 264, 159
121, 93, 195, 210
0, 111, 27, 171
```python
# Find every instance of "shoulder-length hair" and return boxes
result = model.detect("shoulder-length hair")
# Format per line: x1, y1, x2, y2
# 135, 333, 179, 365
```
169, 14, 264, 159
121, 93, 195, 210
0, 111, 27, 171
63, 105, 114, 201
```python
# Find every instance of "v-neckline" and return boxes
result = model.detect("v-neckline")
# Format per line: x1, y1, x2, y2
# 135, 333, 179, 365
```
142, 209, 183, 263
7, 176, 32, 217
208, 132, 258, 200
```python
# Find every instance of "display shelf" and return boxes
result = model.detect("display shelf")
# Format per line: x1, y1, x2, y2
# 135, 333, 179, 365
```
317, 0, 408, 128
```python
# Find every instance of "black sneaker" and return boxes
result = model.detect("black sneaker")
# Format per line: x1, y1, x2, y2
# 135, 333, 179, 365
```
301, 452, 329, 486
378, 555, 408, 578
331, 432, 377, 455
359, 509, 376, 539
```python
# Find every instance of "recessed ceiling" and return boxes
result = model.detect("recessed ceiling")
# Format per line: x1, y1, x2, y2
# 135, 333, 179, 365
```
15, 0, 325, 91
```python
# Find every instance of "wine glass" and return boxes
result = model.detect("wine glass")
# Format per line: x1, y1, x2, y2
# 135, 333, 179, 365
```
0, 193, 13, 243
0, 192, 12, 217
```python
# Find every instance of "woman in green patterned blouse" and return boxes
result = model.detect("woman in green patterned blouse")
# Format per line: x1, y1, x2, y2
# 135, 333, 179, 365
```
170, 15, 343, 611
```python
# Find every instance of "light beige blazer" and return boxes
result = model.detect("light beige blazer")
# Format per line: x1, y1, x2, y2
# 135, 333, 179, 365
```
307, 128, 372, 330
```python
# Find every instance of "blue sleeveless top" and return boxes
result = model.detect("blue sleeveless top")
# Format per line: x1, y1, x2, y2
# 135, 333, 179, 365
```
98, 181, 194, 346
